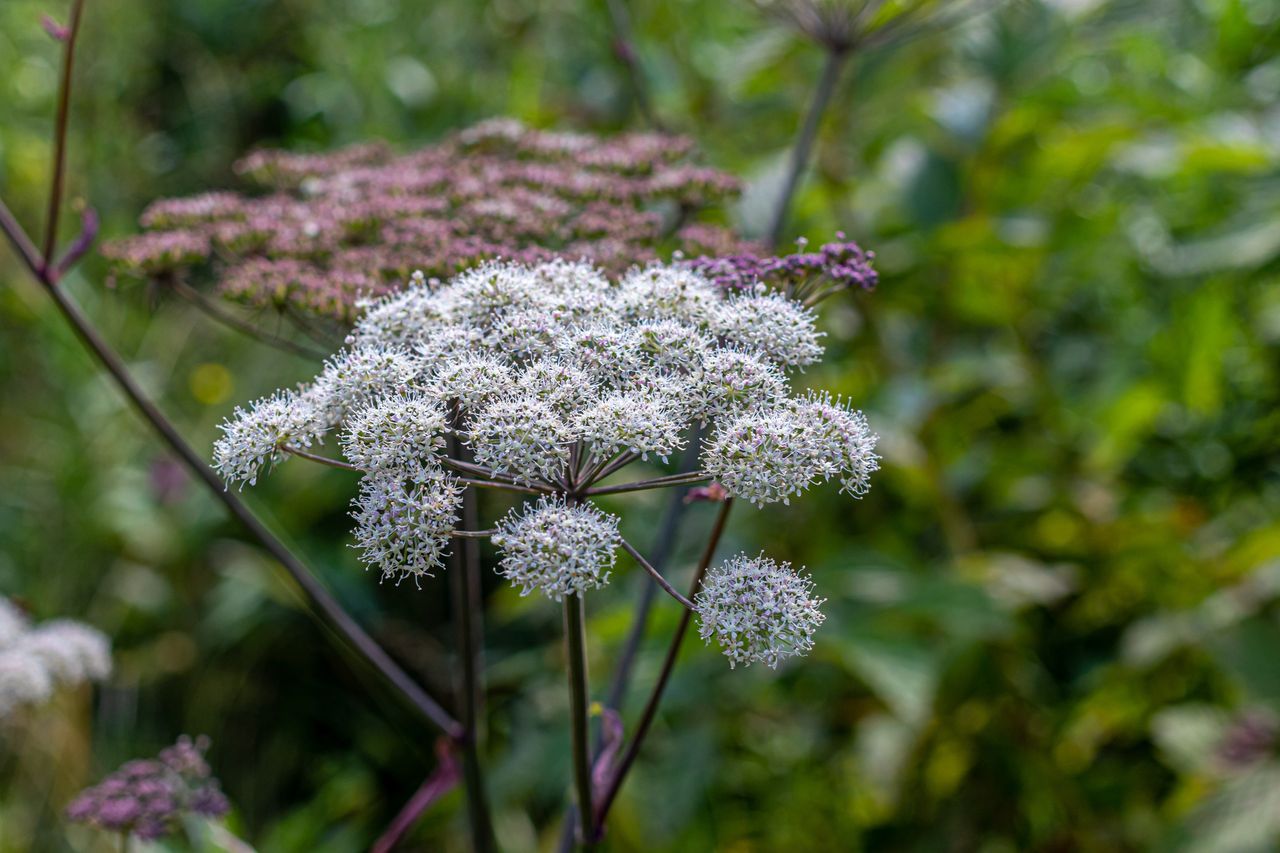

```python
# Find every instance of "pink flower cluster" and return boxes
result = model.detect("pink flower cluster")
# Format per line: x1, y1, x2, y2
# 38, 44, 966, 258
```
103, 118, 751, 321
65, 735, 230, 841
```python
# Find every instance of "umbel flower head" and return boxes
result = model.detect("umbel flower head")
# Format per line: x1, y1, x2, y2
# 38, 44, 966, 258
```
65, 735, 231, 841
493, 498, 621, 600
103, 118, 754, 323
695, 553, 826, 668
0, 597, 111, 719
213, 259, 879, 665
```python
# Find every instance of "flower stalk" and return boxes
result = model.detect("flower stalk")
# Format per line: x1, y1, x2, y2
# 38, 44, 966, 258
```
564, 592, 597, 848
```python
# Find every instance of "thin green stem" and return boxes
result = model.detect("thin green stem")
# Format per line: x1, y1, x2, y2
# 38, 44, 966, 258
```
765, 46, 850, 250
564, 592, 597, 847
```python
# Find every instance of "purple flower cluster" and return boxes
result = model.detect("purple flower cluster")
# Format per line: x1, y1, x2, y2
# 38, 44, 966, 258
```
683, 233, 878, 301
103, 118, 751, 321
65, 735, 230, 841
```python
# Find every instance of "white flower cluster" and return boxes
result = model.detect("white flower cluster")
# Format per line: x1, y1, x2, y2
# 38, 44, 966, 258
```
694, 553, 826, 668
0, 597, 112, 718
493, 498, 621, 600
213, 260, 879, 664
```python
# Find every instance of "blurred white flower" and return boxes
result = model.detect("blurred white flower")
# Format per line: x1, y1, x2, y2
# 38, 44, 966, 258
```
0, 599, 111, 719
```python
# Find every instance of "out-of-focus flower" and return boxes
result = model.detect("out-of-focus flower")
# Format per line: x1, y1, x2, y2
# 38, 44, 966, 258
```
0, 598, 111, 719
65, 735, 230, 841
103, 118, 749, 322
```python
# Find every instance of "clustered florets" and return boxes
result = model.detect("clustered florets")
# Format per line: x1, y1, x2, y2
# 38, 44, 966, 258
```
493, 498, 621, 600
103, 119, 753, 322
694, 553, 826, 668
213, 259, 879, 665
65, 735, 230, 841
0, 597, 111, 718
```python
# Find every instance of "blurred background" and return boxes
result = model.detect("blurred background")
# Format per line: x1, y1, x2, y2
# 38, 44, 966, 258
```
2, 0, 1279, 849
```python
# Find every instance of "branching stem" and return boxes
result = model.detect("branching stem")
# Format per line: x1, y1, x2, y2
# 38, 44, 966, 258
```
591, 498, 734, 839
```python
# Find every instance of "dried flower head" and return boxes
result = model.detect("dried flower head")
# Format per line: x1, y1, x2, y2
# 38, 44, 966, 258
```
695, 553, 826, 668
493, 498, 621, 599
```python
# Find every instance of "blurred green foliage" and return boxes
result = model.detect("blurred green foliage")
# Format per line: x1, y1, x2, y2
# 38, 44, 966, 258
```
2, 0, 1279, 849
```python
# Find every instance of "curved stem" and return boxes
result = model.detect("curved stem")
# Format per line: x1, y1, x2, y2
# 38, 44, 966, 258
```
42, 0, 85, 267
591, 498, 734, 839
765, 46, 849, 250
618, 538, 695, 611
564, 592, 597, 848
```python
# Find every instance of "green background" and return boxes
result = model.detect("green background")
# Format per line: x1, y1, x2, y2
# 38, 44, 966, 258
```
2, 0, 1279, 849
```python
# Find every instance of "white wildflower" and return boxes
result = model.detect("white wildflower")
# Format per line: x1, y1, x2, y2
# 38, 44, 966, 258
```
514, 358, 599, 417
309, 345, 422, 425
342, 395, 448, 472
430, 353, 515, 411
692, 348, 788, 424
466, 396, 573, 485
711, 291, 824, 367
702, 406, 818, 506
213, 390, 322, 486
18, 621, 112, 684
792, 392, 880, 496
0, 651, 53, 717
695, 553, 826, 668
493, 498, 620, 599
617, 265, 720, 325
351, 466, 462, 582
576, 391, 685, 462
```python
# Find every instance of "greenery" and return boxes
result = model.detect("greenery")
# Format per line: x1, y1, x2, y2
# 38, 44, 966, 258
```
2, 0, 1279, 849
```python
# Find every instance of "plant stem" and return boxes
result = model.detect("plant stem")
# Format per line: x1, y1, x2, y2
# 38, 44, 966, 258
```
590, 498, 734, 839
618, 538, 695, 611
448, 436, 497, 853
564, 592, 597, 847
32, 274, 464, 738
169, 277, 328, 359
556, 431, 702, 853
765, 46, 849, 250
603, 0, 663, 130
585, 471, 710, 496
455, 476, 548, 495
41, 0, 86, 267
371, 740, 462, 853
282, 445, 362, 471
